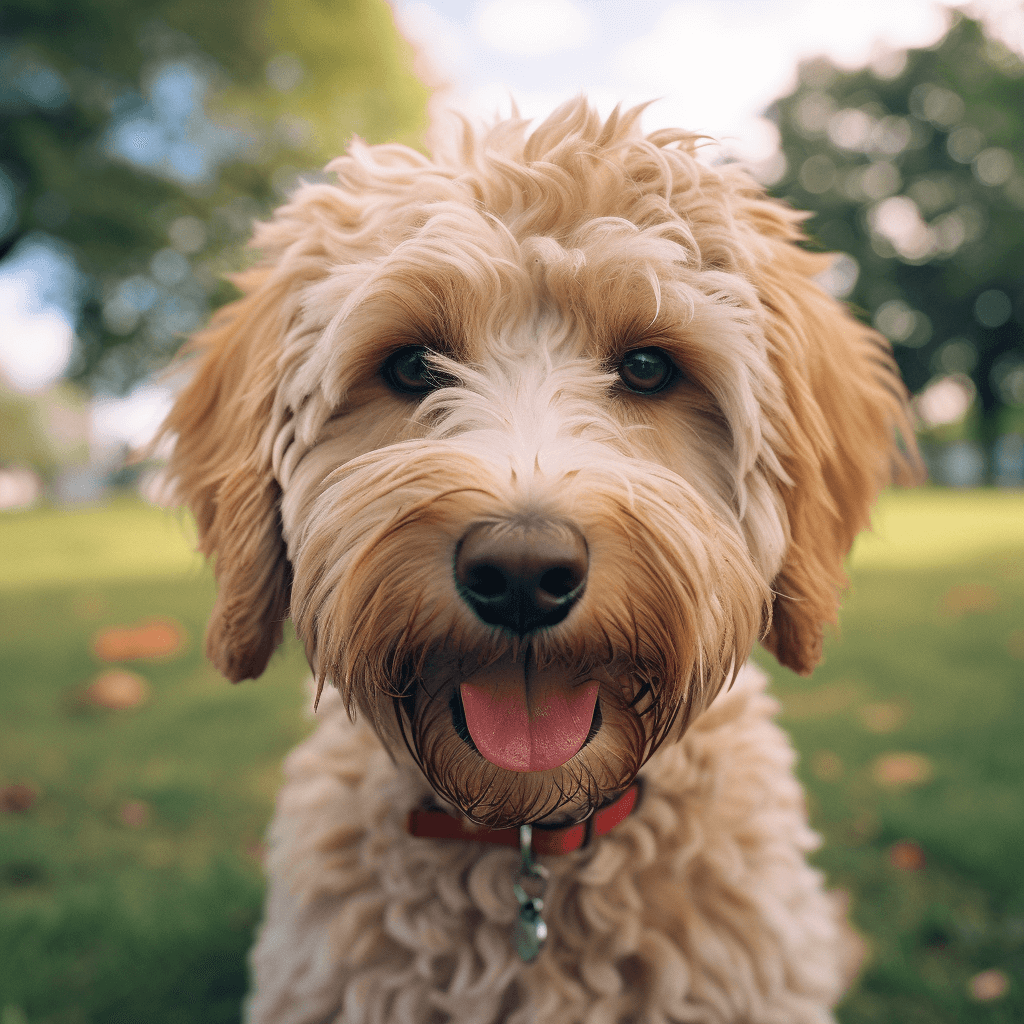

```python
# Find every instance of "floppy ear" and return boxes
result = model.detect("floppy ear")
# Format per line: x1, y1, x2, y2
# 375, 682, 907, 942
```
748, 210, 921, 675
159, 268, 293, 682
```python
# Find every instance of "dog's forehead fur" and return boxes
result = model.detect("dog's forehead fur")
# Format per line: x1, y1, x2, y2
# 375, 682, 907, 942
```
265, 105, 774, 400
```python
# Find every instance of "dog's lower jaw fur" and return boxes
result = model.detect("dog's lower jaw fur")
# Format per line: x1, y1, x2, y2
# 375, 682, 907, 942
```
159, 100, 918, 1023
248, 666, 858, 1024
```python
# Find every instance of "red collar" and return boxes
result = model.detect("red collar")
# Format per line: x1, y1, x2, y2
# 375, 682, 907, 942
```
406, 780, 642, 856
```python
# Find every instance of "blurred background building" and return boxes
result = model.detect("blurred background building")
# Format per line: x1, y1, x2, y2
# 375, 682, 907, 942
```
1, 0, 1022, 506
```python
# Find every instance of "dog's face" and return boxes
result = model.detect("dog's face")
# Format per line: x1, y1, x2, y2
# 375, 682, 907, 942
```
161, 102, 917, 827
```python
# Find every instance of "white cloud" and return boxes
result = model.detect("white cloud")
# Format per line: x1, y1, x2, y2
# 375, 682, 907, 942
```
916, 374, 976, 427
91, 384, 174, 450
614, 0, 951, 141
598, 0, 960, 166
0, 276, 74, 392
395, 0, 973, 166
969, 0, 1024, 54
473, 0, 591, 56
615, 6, 794, 133
394, 2, 473, 88
788, 0, 950, 69
457, 82, 623, 125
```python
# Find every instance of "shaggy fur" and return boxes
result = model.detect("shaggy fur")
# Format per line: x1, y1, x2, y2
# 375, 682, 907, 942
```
159, 101, 919, 1023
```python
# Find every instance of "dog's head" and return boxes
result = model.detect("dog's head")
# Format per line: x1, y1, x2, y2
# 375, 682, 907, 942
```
160, 102, 918, 827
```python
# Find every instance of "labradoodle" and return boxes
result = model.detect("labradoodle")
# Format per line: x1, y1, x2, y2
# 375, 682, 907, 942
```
159, 100, 919, 1023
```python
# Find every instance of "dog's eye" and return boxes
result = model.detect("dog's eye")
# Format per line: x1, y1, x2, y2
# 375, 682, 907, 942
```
618, 348, 676, 394
382, 346, 452, 395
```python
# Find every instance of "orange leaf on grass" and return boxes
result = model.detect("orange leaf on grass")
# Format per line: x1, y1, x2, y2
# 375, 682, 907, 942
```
859, 702, 906, 734
872, 752, 934, 788
888, 840, 926, 871
0, 783, 39, 813
120, 800, 150, 828
84, 670, 150, 710
969, 968, 1009, 1001
940, 583, 999, 617
91, 616, 186, 661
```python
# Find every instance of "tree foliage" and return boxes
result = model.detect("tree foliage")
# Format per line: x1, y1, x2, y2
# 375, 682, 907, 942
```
0, 0, 428, 393
770, 13, 1024, 441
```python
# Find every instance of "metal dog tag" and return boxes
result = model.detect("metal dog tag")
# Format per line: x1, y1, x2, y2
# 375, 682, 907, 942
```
513, 889, 548, 962
513, 825, 549, 962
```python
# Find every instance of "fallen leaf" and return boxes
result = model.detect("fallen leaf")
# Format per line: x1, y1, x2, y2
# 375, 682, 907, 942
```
940, 583, 999, 617
84, 670, 150, 710
91, 616, 185, 661
859, 702, 906, 734
810, 750, 844, 781
0, 783, 39, 813
888, 840, 926, 871
968, 968, 1009, 1001
119, 800, 150, 828
872, 752, 934, 788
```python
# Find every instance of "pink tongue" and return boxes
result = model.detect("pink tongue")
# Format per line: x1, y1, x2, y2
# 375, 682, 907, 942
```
460, 662, 599, 773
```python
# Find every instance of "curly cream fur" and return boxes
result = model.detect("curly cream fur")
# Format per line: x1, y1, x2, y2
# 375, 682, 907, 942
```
159, 99, 918, 1023
250, 666, 852, 1024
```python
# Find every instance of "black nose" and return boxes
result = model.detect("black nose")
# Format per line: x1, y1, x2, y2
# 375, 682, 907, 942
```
454, 518, 589, 633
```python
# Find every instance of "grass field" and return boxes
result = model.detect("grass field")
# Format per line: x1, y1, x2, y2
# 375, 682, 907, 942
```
1, 489, 1022, 1023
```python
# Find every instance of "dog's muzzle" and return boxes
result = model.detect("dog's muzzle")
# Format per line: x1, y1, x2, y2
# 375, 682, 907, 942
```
449, 516, 597, 774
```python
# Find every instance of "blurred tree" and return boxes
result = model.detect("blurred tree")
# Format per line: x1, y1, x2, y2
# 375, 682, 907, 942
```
0, 0, 428, 393
769, 12, 1024, 448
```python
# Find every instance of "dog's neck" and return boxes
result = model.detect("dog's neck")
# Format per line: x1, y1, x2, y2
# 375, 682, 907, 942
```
406, 781, 643, 856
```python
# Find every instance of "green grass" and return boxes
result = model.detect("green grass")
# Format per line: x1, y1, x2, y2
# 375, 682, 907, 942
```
1, 489, 1022, 1022
763, 488, 1024, 1023
0, 496, 204, 591
0, 497, 310, 1024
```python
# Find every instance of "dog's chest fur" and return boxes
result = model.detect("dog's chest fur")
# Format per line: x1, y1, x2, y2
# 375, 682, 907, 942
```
247, 664, 850, 1024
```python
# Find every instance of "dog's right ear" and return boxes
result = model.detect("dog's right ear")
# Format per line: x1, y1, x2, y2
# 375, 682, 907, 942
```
159, 268, 293, 682
750, 233, 921, 676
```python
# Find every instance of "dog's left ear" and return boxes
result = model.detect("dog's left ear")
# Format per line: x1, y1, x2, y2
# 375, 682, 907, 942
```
746, 204, 921, 676
159, 268, 293, 682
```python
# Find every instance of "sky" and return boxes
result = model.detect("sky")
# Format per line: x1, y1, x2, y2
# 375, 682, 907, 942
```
2, 0, 1022, 447
395, 0, 960, 166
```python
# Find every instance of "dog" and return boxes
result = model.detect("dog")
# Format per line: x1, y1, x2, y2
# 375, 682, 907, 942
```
158, 100, 919, 1023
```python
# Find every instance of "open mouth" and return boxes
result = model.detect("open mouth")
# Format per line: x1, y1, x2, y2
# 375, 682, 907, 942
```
449, 660, 602, 773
